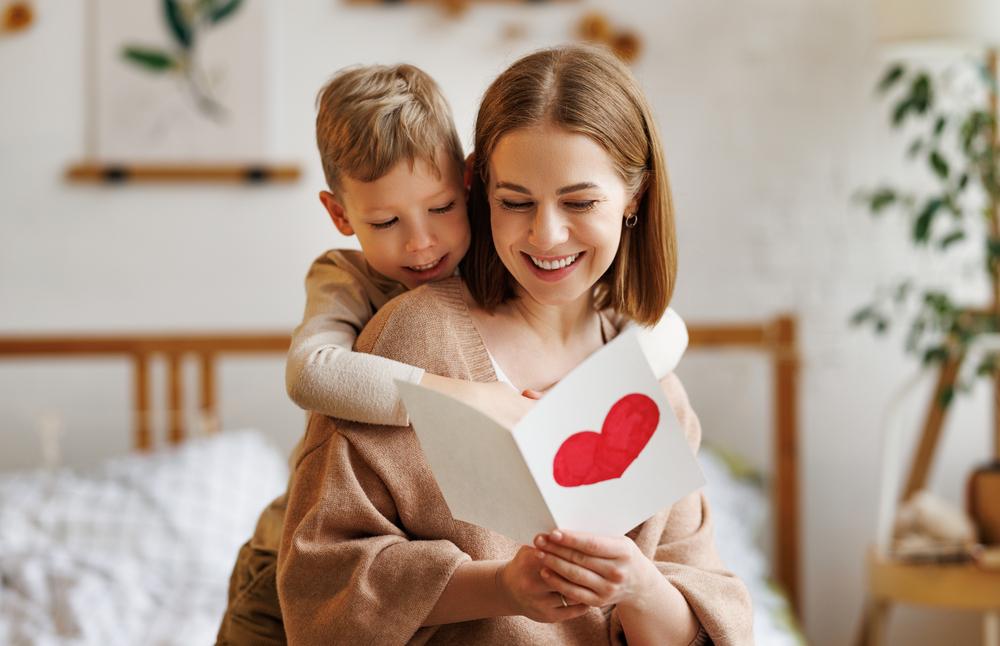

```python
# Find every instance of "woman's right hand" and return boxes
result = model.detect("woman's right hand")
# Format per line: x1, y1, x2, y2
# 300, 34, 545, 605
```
497, 546, 591, 623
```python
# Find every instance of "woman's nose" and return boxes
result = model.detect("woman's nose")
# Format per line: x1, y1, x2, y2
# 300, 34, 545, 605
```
528, 206, 569, 250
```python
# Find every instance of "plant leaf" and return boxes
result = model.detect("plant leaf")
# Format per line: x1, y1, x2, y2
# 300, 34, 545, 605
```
913, 197, 943, 244
939, 230, 965, 249
923, 345, 949, 365
892, 98, 913, 127
121, 46, 177, 72
933, 114, 946, 136
869, 188, 896, 214
163, 0, 193, 49
878, 64, 905, 93
929, 150, 949, 179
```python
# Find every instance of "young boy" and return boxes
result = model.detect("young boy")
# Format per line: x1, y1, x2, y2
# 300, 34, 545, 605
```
216, 63, 688, 645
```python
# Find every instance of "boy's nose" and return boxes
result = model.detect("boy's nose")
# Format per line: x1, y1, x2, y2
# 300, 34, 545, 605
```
405, 226, 436, 253
527, 207, 569, 250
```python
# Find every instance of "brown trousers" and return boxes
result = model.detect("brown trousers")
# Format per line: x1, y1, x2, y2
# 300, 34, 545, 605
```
216, 540, 286, 645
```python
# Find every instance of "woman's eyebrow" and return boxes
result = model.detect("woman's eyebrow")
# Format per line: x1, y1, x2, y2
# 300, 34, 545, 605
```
495, 181, 531, 194
557, 182, 598, 195
495, 181, 599, 195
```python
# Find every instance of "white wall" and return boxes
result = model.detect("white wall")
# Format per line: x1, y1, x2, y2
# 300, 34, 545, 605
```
0, 1, 991, 644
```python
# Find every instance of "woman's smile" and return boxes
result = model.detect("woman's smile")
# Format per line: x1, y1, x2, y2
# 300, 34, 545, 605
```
521, 251, 586, 282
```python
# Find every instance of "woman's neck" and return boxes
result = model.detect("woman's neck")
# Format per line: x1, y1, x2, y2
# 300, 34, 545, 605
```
502, 288, 596, 346
467, 286, 603, 393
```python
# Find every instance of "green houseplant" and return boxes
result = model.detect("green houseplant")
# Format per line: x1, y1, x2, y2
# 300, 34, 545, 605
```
853, 59, 1000, 401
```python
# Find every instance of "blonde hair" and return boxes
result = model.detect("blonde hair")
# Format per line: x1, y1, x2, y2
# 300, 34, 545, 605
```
315, 64, 465, 192
461, 44, 676, 325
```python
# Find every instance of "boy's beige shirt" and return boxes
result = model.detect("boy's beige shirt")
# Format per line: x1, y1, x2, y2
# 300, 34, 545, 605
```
286, 249, 422, 426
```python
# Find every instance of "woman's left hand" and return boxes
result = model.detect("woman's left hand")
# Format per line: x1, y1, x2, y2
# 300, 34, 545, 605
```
533, 529, 663, 610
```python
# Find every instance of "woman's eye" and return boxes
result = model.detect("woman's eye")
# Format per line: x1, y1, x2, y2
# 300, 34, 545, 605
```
371, 218, 398, 230
565, 200, 598, 212
499, 199, 532, 211
429, 200, 456, 215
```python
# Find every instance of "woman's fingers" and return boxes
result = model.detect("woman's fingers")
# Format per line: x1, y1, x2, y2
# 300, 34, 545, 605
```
540, 566, 603, 607
548, 529, 627, 558
538, 551, 613, 596
534, 535, 621, 581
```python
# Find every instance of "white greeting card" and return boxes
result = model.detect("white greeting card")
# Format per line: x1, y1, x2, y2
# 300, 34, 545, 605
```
396, 330, 705, 545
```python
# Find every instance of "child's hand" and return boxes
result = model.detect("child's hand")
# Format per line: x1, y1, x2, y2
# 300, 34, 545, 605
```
418, 375, 536, 427
497, 546, 590, 623
533, 530, 663, 611
466, 381, 536, 427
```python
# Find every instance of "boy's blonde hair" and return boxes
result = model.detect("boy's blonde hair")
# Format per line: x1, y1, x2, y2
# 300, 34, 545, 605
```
315, 64, 465, 193
462, 44, 677, 326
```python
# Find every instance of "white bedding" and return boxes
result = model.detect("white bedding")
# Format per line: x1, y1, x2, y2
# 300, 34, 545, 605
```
0, 431, 288, 646
0, 431, 801, 645
700, 447, 805, 645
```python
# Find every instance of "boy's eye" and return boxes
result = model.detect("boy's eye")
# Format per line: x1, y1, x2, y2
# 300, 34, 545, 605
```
498, 199, 533, 211
429, 200, 456, 215
371, 217, 398, 230
565, 200, 598, 212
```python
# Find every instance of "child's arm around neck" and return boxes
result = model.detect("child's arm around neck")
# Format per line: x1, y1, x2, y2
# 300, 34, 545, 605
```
286, 250, 422, 426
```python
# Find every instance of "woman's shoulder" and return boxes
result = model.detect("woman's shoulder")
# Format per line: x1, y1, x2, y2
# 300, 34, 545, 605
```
660, 372, 702, 453
355, 278, 466, 353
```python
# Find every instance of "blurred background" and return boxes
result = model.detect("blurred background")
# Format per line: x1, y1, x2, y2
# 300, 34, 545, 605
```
2, 1, 998, 645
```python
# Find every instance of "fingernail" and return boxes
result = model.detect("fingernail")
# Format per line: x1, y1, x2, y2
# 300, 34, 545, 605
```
551, 530, 563, 541
536, 550, 545, 560
535, 536, 547, 547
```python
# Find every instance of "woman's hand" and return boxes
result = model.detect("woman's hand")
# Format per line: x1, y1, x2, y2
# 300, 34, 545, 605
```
497, 546, 591, 623
533, 529, 666, 612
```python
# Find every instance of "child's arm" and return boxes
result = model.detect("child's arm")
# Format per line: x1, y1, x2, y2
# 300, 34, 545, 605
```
286, 255, 424, 426
605, 307, 689, 378
287, 254, 536, 427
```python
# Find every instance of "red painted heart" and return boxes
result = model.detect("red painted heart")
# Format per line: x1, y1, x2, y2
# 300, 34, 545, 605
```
552, 393, 659, 487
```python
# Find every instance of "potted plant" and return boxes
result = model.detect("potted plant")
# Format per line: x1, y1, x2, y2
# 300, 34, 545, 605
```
854, 56, 1000, 546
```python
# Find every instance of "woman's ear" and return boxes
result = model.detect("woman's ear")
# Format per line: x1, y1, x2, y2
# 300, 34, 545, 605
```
319, 191, 354, 236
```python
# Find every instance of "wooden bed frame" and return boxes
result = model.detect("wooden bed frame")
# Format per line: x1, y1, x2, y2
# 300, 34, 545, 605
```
0, 316, 800, 616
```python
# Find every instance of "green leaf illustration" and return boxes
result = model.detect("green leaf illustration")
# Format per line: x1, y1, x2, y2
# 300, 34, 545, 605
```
208, 0, 243, 23
121, 46, 177, 72
164, 0, 193, 49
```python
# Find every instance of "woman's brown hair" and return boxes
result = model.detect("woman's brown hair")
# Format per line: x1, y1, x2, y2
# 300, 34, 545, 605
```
461, 44, 676, 325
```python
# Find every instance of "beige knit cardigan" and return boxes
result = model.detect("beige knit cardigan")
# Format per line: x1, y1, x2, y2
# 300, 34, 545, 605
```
276, 277, 754, 645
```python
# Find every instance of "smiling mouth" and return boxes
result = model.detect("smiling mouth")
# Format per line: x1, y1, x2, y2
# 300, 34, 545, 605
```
526, 252, 583, 271
407, 254, 445, 272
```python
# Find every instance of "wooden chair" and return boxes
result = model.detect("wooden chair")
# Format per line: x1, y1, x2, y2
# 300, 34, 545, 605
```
856, 349, 1000, 646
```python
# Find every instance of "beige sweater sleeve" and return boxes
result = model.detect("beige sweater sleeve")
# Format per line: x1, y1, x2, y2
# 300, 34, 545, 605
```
285, 252, 424, 426
605, 307, 689, 379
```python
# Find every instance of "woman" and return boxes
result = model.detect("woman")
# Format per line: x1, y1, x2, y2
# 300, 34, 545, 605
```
276, 45, 753, 645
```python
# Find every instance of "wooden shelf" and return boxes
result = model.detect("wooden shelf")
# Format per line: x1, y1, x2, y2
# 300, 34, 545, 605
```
65, 163, 301, 185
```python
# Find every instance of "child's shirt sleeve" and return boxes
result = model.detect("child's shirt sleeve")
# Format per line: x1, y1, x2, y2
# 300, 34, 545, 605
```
285, 253, 424, 426
605, 307, 689, 378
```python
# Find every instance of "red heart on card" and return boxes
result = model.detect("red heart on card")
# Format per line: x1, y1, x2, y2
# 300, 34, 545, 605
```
552, 393, 659, 487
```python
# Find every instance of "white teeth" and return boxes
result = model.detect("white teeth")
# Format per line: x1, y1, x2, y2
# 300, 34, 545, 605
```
409, 256, 443, 272
529, 253, 580, 271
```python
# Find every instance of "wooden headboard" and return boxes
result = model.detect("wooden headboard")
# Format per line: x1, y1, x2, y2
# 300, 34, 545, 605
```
0, 317, 800, 616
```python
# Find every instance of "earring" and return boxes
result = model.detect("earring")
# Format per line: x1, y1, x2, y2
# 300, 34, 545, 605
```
624, 212, 638, 228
